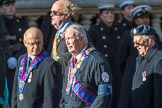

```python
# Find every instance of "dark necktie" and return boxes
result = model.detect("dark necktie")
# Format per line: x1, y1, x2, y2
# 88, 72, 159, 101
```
26, 57, 32, 69
72, 56, 77, 68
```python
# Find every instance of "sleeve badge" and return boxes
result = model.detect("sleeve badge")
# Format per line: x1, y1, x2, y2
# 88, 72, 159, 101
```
102, 72, 109, 82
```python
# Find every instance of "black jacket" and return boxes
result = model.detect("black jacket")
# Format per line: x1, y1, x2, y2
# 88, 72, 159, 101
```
131, 46, 162, 108
60, 48, 112, 108
11, 53, 61, 108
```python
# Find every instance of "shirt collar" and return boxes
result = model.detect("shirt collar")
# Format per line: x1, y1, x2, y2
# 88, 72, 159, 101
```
28, 55, 35, 61
75, 45, 88, 60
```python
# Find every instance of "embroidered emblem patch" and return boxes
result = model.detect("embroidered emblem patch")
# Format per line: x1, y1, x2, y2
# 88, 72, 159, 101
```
102, 72, 109, 82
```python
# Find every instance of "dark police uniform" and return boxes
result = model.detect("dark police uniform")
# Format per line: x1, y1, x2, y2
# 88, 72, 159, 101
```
131, 46, 162, 108
88, 20, 123, 108
2, 15, 29, 58
11, 52, 61, 108
117, 0, 134, 34
60, 47, 112, 108
117, 17, 133, 34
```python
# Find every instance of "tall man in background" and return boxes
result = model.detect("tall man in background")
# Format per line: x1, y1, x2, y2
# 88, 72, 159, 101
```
49, 0, 80, 90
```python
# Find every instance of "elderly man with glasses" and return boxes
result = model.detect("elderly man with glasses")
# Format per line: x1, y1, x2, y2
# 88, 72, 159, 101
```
130, 24, 162, 108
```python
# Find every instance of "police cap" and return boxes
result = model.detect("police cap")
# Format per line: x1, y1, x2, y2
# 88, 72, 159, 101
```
131, 24, 156, 37
0, 0, 15, 5
119, 0, 135, 9
130, 5, 152, 19
98, 4, 115, 13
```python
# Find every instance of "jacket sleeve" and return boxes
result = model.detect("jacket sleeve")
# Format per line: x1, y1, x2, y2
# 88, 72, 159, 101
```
11, 58, 20, 108
91, 61, 112, 108
43, 61, 61, 108
154, 58, 162, 108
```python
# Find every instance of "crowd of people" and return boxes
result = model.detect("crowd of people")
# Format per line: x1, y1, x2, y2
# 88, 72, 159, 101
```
0, 0, 162, 108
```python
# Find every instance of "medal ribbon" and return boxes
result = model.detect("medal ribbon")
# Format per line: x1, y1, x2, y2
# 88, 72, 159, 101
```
18, 51, 49, 95
72, 76, 96, 105
51, 20, 71, 61
66, 47, 96, 94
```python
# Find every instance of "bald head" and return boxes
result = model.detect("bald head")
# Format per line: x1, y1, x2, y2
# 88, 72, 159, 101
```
23, 27, 43, 56
24, 27, 43, 41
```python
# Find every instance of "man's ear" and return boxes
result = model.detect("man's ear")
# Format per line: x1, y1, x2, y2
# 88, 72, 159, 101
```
23, 40, 27, 47
80, 35, 84, 41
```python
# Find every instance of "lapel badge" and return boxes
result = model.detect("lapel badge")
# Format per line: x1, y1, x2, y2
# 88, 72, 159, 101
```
142, 71, 147, 81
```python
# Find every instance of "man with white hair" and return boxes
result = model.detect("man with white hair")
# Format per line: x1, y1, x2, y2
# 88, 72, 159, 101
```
60, 23, 112, 108
130, 24, 162, 108
117, 4, 161, 108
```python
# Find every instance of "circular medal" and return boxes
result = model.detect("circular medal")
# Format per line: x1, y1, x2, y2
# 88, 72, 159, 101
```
19, 94, 24, 101
66, 87, 70, 94
28, 78, 31, 83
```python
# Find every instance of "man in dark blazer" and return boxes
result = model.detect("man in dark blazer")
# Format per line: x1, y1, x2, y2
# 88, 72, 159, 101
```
60, 23, 112, 108
11, 27, 61, 108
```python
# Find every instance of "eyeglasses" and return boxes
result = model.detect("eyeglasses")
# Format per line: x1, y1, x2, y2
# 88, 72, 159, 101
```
51, 10, 66, 16
132, 38, 146, 46
26, 41, 42, 46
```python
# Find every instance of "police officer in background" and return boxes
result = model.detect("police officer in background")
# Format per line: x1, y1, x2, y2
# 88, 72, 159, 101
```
88, 4, 123, 108
0, 0, 29, 106
118, 0, 135, 32
117, 4, 160, 108
0, 0, 29, 58
131, 24, 162, 108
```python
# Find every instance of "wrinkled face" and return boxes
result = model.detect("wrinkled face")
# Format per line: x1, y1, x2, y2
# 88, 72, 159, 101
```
135, 16, 150, 25
133, 35, 149, 56
50, 1, 67, 30
1, 3, 16, 18
100, 9, 115, 24
65, 28, 83, 56
24, 33, 43, 56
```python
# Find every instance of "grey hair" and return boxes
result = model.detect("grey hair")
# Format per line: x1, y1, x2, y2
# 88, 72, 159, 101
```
62, 0, 81, 17
66, 23, 88, 44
